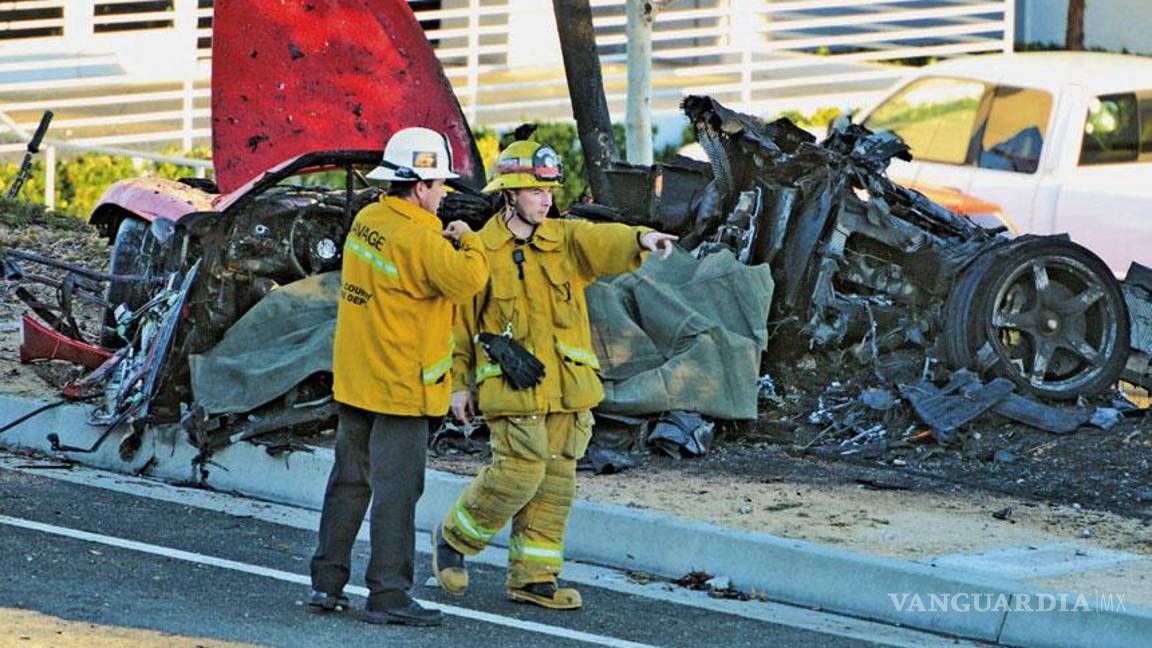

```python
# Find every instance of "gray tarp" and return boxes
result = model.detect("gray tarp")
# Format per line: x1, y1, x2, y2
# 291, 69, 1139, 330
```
588, 250, 773, 419
188, 271, 340, 414
189, 250, 773, 419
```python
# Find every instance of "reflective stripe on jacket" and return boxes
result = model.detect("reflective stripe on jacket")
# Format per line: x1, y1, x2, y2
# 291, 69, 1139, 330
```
452, 216, 651, 416
334, 196, 488, 415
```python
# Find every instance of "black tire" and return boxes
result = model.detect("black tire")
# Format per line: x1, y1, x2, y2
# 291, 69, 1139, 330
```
101, 217, 157, 348
940, 239, 1020, 370
942, 238, 1129, 399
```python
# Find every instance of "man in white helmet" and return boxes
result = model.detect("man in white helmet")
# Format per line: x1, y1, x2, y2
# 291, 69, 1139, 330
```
308, 126, 489, 627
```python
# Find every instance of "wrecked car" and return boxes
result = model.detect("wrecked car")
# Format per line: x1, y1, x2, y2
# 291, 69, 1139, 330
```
572, 98, 1136, 400
581, 96, 1144, 448
2, 0, 1148, 463
3, 0, 486, 455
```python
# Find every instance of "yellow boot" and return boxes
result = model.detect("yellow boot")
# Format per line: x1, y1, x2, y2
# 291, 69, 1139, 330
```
506, 582, 582, 610
432, 525, 468, 595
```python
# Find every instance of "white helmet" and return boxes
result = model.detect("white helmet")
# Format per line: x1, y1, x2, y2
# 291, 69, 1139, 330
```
366, 126, 460, 181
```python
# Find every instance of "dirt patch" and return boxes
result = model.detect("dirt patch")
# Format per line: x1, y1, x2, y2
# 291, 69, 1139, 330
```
1, 216, 108, 340
1, 217, 108, 400
0, 608, 260, 648
431, 443, 1152, 561
0, 328, 76, 399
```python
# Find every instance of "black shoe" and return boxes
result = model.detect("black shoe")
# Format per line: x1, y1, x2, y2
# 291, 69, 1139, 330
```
363, 597, 443, 627
307, 590, 350, 612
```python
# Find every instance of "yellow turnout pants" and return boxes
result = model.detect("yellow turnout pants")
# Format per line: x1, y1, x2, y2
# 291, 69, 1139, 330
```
442, 411, 593, 588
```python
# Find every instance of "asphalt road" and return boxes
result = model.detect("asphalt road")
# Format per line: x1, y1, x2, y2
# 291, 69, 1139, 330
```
0, 461, 972, 648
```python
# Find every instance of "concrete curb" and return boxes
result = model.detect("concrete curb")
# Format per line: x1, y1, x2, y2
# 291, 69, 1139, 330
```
1, 394, 1147, 647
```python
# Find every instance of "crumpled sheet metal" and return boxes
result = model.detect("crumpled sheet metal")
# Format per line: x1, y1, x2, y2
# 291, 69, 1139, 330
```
992, 393, 1086, 434
1123, 263, 1152, 356
680, 95, 996, 360
899, 377, 1015, 440
577, 447, 636, 474
675, 96, 1137, 448
647, 410, 715, 458
19, 312, 112, 369
1119, 263, 1152, 390
898, 369, 1092, 439
211, 0, 484, 192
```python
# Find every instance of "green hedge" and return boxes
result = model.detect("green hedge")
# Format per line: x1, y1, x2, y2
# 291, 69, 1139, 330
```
476, 121, 697, 210
0, 146, 211, 220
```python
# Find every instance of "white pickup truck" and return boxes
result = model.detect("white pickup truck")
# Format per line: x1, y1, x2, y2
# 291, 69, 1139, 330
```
859, 52, 1152, 277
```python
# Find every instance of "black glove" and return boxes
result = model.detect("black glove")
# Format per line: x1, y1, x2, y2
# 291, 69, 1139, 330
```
476, 332, 545, 390
438, 191, 501, 229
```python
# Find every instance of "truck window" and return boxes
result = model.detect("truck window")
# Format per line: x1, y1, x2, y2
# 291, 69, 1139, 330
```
1079, 92, 1139, 165
863, 76, 988, 165
977, 85, 1052, 174
1140, 92, 1152, 158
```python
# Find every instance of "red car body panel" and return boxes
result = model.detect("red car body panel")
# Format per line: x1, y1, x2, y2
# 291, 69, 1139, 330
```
94, 177, 218, 224
210, 0, 484, 194
20, 313, 112, 369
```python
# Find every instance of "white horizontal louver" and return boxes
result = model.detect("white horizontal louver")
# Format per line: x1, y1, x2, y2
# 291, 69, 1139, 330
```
0, 0, 65, 41
93, 0, 174, 33
0, 0, 1013, 155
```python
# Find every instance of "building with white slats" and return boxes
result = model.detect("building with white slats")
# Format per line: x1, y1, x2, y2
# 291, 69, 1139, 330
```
0, 1, 1016, 161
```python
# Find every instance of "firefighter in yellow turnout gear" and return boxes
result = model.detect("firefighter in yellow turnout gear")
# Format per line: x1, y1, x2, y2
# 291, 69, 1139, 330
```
311, 127, 487, 627
433, 140, 678, 609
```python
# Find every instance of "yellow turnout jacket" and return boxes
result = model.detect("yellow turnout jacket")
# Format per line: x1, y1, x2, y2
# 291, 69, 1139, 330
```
452, 215, 651, 416
333, 196, 488, 415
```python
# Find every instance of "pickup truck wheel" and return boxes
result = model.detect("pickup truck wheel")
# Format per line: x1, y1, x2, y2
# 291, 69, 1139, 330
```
101, 217, 157, 348
943, 238, 1129, 399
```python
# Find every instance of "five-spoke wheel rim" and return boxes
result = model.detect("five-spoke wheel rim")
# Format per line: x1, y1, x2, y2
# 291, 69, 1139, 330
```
986, 254, 1123, 393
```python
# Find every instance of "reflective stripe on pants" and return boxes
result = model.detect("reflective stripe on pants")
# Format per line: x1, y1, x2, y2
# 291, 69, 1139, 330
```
441, 411, 592, 588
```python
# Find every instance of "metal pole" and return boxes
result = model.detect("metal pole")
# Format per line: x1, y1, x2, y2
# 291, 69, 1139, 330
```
731, 0, 753, 112
1003, 0, 1016, 54
44, 146, 56, 209
63, 0, 95, 47
175, 0, 198, 152
552, 0, 618, 205
182, 78, 195, 153
625, 0, 654, 165
467, 0, 481, 125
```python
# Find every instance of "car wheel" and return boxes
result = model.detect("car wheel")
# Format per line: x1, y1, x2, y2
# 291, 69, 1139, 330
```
942, 238, 1129, 399
101, 217, 157, 348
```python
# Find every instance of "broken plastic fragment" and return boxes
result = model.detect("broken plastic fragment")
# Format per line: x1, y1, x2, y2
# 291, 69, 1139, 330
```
647, 411, 715, 458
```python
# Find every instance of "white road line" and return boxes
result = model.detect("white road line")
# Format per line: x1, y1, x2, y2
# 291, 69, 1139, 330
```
0, 456, 975, 648
0, 514, 657, 648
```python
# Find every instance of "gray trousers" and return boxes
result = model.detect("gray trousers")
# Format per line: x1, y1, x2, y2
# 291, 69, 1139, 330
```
310, 404, 428, 608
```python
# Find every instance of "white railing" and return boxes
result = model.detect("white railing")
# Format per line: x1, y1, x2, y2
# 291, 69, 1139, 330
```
0, 0, 1013, 190
0, 0, 211, 161
0, 110, 210, 209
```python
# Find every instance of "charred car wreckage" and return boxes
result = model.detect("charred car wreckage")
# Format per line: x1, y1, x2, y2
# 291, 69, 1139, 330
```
2, 0, 1151, 472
